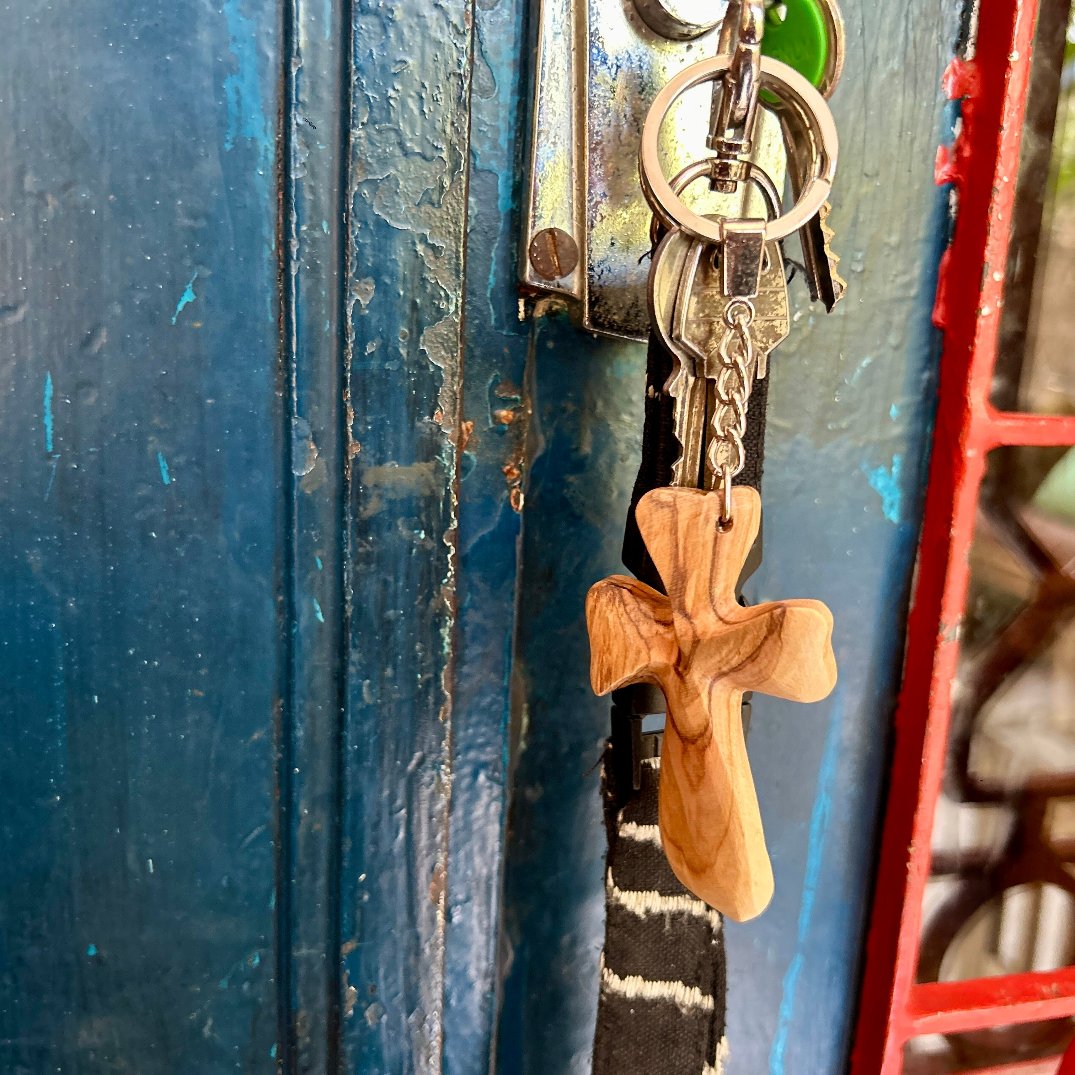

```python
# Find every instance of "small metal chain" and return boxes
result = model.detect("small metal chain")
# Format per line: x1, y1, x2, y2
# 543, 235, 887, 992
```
707, 299, 756, 523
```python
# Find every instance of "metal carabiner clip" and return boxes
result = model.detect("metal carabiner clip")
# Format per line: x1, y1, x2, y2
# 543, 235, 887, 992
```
706, 0, 766, 191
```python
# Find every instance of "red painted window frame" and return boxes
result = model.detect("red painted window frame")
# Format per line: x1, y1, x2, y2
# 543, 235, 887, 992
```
850, 0, 1075, 1070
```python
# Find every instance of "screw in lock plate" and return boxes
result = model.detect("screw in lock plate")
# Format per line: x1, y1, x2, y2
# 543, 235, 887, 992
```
528, 228, 580, 282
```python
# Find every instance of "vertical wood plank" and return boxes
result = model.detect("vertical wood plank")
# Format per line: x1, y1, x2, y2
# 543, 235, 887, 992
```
0, 2, 284, 1070
442, 0, 533, 1065
342, 0, 475, 1068
278, 0, 352, 1068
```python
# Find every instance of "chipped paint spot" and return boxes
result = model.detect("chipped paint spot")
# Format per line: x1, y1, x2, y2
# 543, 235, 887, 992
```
43, 372, 54, 453
342, 972, 358, 1020
360, 460, 440, 518
862, 454, 903, 524
315, 556, 323, 571
889, 402, 900, 421
171, 272, 199, 325
291, 417, 319, 476
459, 419, 475, 452
419, 316, 461, 435
157, 451, 172, 486
354, 277, 375, 309
86, 944, 98, 957
429, 862, 447, 905
312, 597, 325, 623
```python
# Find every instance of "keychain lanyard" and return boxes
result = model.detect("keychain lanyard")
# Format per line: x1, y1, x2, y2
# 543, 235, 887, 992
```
587, 2, 845, 1070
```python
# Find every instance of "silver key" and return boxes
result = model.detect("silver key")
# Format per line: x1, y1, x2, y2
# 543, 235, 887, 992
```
649, 229, 709, 488
648, 225, 790, 489
779, 111, 846, 311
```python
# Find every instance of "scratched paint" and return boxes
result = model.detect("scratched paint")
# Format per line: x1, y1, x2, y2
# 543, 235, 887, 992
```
221, 0, 275, 321
156, 451, 172, 485
171, 271, 198, 324
44, 457, 59, 501
342, 0, 476, 1068
42, 371, 54, 452
442, 0, 533, 1061
863, 454, 905, 524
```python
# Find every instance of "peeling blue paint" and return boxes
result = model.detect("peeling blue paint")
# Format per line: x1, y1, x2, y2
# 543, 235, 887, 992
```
312, 597, 324, 623
85, 944, 98, 957
863, 454, 904, 523
315, 556, 323, 571
171, 272, 198, 325
156, 451, 172, 486
770, 692, 844, 1075
43, 372, 54, 453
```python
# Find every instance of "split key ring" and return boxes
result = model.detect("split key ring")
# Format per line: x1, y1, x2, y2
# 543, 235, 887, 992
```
639, 55, 838, 247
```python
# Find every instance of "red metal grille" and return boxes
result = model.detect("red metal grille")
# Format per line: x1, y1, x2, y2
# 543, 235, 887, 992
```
848, 0, 1075, 1070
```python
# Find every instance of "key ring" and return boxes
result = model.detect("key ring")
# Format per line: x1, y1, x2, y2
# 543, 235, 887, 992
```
648, 158, 781, 245
640, 55, 837, 247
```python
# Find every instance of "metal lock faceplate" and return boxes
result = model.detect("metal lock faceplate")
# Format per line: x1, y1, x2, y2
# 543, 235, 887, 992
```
521, 0, 787, 341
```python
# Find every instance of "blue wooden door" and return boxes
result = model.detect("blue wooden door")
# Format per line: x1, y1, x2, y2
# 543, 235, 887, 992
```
0, 0, 959, 1072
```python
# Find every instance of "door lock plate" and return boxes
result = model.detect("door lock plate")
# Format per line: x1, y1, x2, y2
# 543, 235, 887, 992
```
520, 0, 786, 341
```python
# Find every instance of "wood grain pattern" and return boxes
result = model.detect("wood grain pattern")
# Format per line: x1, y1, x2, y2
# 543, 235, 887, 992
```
587, 486, 837, 920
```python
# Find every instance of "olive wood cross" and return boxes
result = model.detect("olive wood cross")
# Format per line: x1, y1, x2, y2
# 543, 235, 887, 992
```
586, 485, 837, 921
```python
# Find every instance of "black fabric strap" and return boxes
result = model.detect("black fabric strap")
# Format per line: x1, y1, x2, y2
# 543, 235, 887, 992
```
592, 753, 728, 1075
592, 327, 769, 1075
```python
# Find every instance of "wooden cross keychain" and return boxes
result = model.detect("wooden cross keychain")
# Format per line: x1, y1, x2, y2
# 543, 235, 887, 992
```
586, 4, 843, 923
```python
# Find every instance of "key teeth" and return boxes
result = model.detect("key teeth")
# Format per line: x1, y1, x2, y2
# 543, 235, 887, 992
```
666, 359, 691, 486
819, 202, 847, 306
